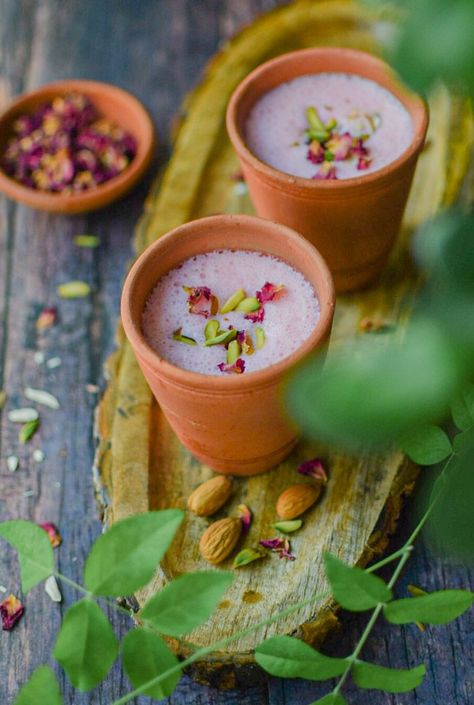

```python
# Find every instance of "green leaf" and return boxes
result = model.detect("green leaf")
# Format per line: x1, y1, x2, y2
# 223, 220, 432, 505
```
122, 627, 181, 699
140, 570, 233, 636
324, 553, 392, 611
384, 590, 474, 625
287, 319, 462, 451
53, 598, 118, 691
451, 384, 474, 430
428, 434, 474, 561
453, 427, 474, 453
84, 509, 183, 596
73, 235, 100, 248
352, 661, 425, 693
255, 635, 347, 680
14, 666, 63, 705
0, 520, 54, 593
309, 695, 348, 705
392, 0, 474, 95
400, 425, 452, 465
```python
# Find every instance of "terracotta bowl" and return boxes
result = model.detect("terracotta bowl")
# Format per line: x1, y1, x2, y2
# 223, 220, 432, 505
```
121, 214, 335, 475
0, 80, 155, 214
226, 47, 429, 292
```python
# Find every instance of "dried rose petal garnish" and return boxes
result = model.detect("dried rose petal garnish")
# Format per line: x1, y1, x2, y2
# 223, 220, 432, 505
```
259, 537, 295, 561
0, 594, 24, 631
237, 504, 252, 534
2, 92, 136, 193
256, 282, 287, 304
304, 105, 376, 178
217, 358, 245, 374
183, 286, 218, 318
244, 307, 265, 324
36, 306, 58, 330
297, 458, 328, 484
313, 162, 337, 180
237, 330, 255, 355
326, 132, 353, 161
39, 522, 62, 548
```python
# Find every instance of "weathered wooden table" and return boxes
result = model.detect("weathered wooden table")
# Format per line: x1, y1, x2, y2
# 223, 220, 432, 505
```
0, 1, 472, 704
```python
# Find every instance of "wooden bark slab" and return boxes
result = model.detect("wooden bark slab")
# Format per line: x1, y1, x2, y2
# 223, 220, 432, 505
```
93, 0, 473, 681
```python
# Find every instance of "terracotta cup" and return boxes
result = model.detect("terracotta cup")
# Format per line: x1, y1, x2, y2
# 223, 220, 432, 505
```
121, 214, 335, 475
226, 47, 429, 292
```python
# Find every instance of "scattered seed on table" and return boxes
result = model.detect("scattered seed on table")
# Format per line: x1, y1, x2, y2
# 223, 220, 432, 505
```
25, 387, 60, 409
46, 357, 62, 369
7, 456, 19, 473
8, 408, 39, 423
33, 351, 45, 365
33, 449, 45, 463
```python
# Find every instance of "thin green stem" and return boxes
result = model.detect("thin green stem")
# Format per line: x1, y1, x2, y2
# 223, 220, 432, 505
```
331, 451, 456, 697
110, 588, 331, 705
52, 570, 136, 619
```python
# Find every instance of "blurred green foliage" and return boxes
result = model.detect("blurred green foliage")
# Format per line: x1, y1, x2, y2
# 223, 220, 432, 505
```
288, 0, 474, 560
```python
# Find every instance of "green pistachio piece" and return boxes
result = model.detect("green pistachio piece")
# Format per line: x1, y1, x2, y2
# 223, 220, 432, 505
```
204, 319, 220, 341
255, 327, 265, 350
324, 150, 334, 161
306, 128, 330, 143
227, 339, 241, 365
305, 106, 326, 133
233, 548, 265, 568
73, 234, 100, 248
172, 328, 197, 346
325, 118, 338, 131
204, 328, 237, 347
271, 520, 303, 534
57, 281, 91, 298
221, 288, 246, 314
19, 418, 39, 444
235, 297, 260, 313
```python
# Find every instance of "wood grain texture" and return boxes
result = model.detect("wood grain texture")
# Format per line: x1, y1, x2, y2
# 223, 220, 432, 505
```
0, 1, 472, 704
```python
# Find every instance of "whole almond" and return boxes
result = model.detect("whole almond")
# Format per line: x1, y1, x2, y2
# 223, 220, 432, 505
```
187, 475, 233, 517
276, 483, 321, 520
199, 517, 241, 564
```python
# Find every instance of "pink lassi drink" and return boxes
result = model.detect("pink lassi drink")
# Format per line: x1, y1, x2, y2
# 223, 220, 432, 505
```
245, 72, 414, 180
142, 249, 320, 375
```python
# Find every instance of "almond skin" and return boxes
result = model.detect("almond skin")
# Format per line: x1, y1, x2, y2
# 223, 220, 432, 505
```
276, 483, 321, 520
199, 517, 242, 564
187, 475, 233, 517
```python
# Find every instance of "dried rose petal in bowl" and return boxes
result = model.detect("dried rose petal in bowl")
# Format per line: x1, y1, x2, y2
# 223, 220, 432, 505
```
1, 92, 137, 194
0, 80, 154, 213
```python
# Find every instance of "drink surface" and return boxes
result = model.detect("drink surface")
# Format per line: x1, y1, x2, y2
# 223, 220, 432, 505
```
142, 249, 320, 375
245, 72, 414, 180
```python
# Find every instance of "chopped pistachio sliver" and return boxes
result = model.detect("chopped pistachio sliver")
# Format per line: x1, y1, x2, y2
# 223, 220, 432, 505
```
73, 235, 100, 248
57, 281, 91, 299
172, 328, 197, 346
306, 128, 330, 143
226, 340, 241, 365
0, 390, 6, 411
235, 297, 260, 313
19, 418, 39, 444
221, 289, 246, 314
204, 328, 237, 347
324, 150, 334, 162
233, 548, 265, 568
271, 519, 303, 534
204, 319, 220, 341
255, 327, 265, 350
325, 118, 338, 131
305, 106, 326, 133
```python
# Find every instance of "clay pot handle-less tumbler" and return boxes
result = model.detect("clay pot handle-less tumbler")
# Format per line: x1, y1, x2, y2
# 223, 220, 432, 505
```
121, 215, 335, 476
226, 48, 429, 292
